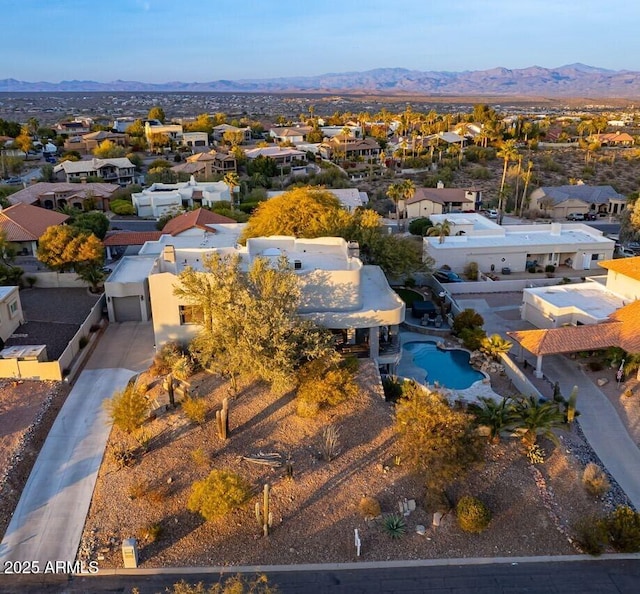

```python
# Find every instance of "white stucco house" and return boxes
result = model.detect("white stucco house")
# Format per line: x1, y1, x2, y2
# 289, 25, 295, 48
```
147, 236, 404, 369
509, 257, 640, 378
0, 286, 24, 345
104, 232, 405, 370
267, 188, 368, 213
131, 176, 231, 218
423, 213, 614, 273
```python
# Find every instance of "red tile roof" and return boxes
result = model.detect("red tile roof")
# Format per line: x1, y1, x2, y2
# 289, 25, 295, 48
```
0, 203, 69, 241
508, 300, 640, 356
407, 187, 476, 205
598, 257, 640, 281
161, 208, 235, 236
103, 231, 162, 246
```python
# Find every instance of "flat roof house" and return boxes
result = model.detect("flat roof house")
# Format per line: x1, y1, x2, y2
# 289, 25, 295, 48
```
131, 177, 231, 218
423, 213, 614, 273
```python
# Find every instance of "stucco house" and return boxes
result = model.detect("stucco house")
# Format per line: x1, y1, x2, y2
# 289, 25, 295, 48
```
318, 136, 380, 161
8, 182, 120, 211
53, 157, 136, 186
423, 213, 614, 273
131, 177, 231, 218
267, 188, 368, 213
147, 236, 404, 369
0, 286, 24, 346
404, 186, 480, 218
104, 232, 405, 369
588, 132, 634, 146
269, 126, 312, 145
244, 146, 307, 166
509, 257, 640, 378
528, 184, 627, 219
212, 124, 252, 143
63, 130, 128, 154
0, 203, 69, 256
171, 151, 237, 180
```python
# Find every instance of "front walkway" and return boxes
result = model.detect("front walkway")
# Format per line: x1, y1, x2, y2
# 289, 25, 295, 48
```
458, 295, 640, 511
0, 322, 154, 564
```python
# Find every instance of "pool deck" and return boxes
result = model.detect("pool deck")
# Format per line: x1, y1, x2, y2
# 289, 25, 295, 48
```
397, 331, 504, 404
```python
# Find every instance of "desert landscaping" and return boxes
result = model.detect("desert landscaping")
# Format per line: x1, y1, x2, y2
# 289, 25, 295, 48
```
74, 353, 626, 569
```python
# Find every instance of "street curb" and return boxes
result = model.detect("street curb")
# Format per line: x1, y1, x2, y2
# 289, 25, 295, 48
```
84, 553, 640, 576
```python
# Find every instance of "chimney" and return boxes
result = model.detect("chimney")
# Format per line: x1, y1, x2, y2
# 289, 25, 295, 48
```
162, 245, 176, 263
550, 222, 561, 236
437, 180, 444, 189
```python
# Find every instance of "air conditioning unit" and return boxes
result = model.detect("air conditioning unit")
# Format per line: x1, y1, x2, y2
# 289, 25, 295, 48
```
294, 260, 302, 270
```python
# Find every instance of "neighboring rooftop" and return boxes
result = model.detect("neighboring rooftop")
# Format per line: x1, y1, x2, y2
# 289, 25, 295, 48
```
599, 257, 640, 281
0, 203, 68, 241
107, 255, 157, 284
535, 184, 624, 205
8, 182, 119, 206
161, 208, 236, 236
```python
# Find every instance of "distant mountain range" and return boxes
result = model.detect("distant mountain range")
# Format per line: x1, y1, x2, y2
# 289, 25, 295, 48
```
2, 64, 640, 97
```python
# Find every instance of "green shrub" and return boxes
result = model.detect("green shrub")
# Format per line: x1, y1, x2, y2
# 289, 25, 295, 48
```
110, 199, 136, 215
182, 396, 207, 425
152, 341, 184, 375
545, 264, 556, 273
582, 463, 610, 497
588, 360, 604, 372
296, 355, 359, 417
460, 327, 487, 351
573, 515, 608, 556
78, 335, 89, 349
382, 514, 407, 539
452, 309, 484, 336
187, 470, 252, 521
105, 385, 148, 434
382, 375, 404, 402
456, 496, 492, 533
190, 447, 209, 467
140, 522, 163, 543
169, 574, 279, 594
606, 506, 640, 552
359, 496, 382, 519
408, 217, 433, 236
463, 261, 479, 281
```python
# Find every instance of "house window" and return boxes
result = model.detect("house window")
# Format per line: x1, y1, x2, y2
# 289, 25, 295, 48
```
8, 300, 18, 318
179, 305, 203, 325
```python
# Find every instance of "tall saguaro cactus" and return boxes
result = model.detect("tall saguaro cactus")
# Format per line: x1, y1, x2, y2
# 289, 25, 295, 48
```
255, 483, 273, 537
215, 397, 230, 440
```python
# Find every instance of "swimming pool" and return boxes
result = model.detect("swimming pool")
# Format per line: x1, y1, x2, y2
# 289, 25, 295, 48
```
403, 341, 485, 390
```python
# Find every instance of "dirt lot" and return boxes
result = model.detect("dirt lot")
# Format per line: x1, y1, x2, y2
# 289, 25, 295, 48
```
79, 362, 610, 569
0, 379, 70, 540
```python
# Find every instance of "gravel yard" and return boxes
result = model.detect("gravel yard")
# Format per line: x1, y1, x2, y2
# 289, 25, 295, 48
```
78, 362, 614, 569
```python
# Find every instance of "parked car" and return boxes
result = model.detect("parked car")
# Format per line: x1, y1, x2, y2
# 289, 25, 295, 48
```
627, 242, 640, 254
433, 269, 464, 283
584, 212, 597, 221
616, 246, 637, 258
1, 176, 22, 185
486, 209, 498, 219
566, 213, 585, 221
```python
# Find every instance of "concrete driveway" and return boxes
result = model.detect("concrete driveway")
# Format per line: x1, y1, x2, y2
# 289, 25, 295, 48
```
0, 322, 154, 564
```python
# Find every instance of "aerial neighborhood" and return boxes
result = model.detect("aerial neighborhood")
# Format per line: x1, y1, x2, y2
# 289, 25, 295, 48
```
3, 93, 640, 580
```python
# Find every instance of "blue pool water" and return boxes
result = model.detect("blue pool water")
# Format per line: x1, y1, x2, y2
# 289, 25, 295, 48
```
403, 341, 485, 390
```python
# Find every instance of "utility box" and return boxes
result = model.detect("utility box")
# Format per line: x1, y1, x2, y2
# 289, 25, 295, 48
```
121, 538, 139, 568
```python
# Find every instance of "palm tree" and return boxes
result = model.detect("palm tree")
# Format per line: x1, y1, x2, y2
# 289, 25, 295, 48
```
509, 395, 565, 447
497, 139, 519, 223
223, 172, 240, 211
75, 262, 106, 294
480, 334, 513, 360
469, 396, 514, 444
518, 160, 534, 217
341, 126, 352, 162
399, 179, 415, 222
386, 182, 403, 221
427, 219, 451, 244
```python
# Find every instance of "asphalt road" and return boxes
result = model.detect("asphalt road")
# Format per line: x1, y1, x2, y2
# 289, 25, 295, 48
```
1, 558, 639, 593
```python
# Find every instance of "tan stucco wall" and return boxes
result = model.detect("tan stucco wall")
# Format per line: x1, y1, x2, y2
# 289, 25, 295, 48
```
0, 287, 24, 342
605, 273, 640, 301
406, 201, 442, 219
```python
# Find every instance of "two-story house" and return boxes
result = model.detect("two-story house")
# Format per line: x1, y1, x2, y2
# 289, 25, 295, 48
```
53, 157, 136, 186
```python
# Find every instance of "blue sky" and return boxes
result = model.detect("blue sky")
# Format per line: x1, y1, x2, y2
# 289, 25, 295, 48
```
3, 0, 639, 82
